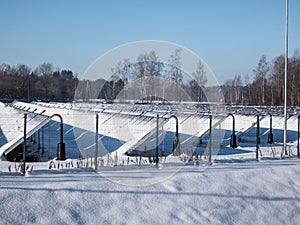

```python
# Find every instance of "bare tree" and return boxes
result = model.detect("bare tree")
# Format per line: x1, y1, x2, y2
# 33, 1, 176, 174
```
34, 63, 54, 97
168, 48, 183, 101
234, 75, 242, 104
253, 55, 270, 105
132, 51, 162, 101
34, 63, 53, 77
110, 61, 122, 100
16, 64, 31, 99
192, 60, 207, 102
270, 55, 284, 105
244, 74, 251, 104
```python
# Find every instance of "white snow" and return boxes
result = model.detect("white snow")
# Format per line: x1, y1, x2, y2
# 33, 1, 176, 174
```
0, 101, 300, 225
0, 158, 299, 225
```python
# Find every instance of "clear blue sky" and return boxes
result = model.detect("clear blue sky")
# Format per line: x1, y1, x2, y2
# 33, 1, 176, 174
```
0, 0, 299, 84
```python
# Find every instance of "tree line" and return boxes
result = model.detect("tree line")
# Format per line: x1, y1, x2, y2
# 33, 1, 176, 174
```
222, 49, 300, 106
1, 49, 299, 106
74, 49, 209, 103
0, 63, 78, 101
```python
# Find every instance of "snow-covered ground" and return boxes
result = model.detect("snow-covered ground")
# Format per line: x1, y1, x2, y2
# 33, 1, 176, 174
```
1, 101, 300, 224
0, 157, 299, 225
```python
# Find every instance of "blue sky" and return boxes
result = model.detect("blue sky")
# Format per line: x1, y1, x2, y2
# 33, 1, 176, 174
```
0, 0, 299, 84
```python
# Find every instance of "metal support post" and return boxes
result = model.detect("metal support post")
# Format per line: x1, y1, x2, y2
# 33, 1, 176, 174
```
256, 115, 260, 161
162, 124, 164, 157
155, 114, 159, 166
48, 121, 50, 159
38, 129, 41, 150
42, 126, 44, 154
95, 114, 99, 170
298, 115, 300, 157
170, 115, 180, 156
22, 113, 27, 174
268, 113, 274, 144
229, 113, 237, 148
209, 115, 212, 163
51, 114, 66, 160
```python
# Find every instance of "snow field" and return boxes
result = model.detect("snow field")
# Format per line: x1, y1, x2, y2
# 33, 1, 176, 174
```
0, 158, 299, 225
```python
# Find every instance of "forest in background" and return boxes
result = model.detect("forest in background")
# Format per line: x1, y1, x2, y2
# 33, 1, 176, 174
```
0, 48, 299, 106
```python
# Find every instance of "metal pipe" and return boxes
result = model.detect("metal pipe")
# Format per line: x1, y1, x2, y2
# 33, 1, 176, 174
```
169, 115, 178, 138
283, 0, 289, 155
298, 115, 300, 157
48, 121, 50, 159
256, 115, 260, 161
162, 123, 164, 157
42, 126, 44, 154
169, 115, 180, 155
50, 114, 64, 143
228, 113, 235, 134
49, 113, 65, 160
22, 113, 27, 174
156, 114, 159, 166
38, 129, 41, 151
209, 115, 212, 163
268, 113, 274, 144
95, 114, 99, 170
270, 113, 272, 134
228, 113, 237, 148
